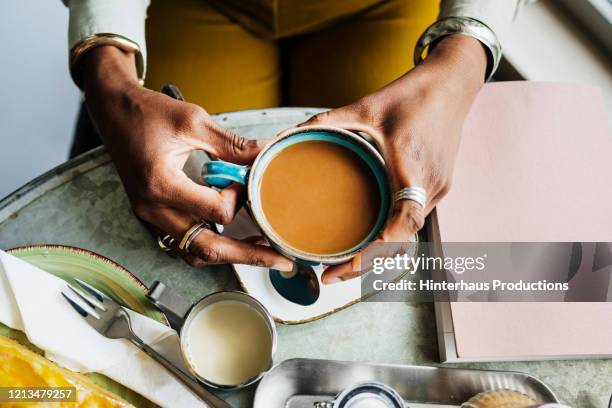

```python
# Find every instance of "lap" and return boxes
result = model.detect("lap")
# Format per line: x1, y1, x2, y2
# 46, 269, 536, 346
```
145, 0, 439, 111
145, 0, 281, 113
283, 0, 439, 107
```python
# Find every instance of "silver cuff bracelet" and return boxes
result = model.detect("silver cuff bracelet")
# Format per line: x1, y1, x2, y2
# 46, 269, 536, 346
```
414, 17, 502, 82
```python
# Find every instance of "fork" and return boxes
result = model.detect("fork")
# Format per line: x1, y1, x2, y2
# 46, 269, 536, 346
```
62, 278, 232, 408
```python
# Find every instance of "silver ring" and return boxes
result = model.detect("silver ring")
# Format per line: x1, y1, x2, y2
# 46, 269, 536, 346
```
394, 186, 427, 208
157, 234, 175, 252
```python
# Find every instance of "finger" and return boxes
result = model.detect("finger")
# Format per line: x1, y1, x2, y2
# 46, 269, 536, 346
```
136, 204, 292, 268
135, 203, 196, 239
158, 232, 205, 266
381, 200, 425, 243
321, 239, 393, 284
190, 229, 293, 269
136, 216, 180, 258
296, 108, 384, 146
298, 107, 359, 127
322, 230, 418, 285
321, 257, 361, 284
199, 123, 264, 164
242, 235, 269, 246
134, 203, 207, 264
158, 170, 246, 225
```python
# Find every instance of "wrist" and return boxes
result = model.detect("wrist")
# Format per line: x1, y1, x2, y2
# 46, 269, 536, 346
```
81, 46, 145, 149
429, 35, 488, 82
410, 35, 487, 103
82, 46, 141, 100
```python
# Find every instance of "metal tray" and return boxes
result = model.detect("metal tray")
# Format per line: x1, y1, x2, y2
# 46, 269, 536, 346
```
253, 358, 559, 407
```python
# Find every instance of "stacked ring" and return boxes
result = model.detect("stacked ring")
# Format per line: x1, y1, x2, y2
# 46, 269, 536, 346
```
394, 187, 427, 208
178, 222, 212, 253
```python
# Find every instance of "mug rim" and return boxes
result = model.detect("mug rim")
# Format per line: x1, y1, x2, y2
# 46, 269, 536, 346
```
247, 125, 393, 265
179, 290, 278, 390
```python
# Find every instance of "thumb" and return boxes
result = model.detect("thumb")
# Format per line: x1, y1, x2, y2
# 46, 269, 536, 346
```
204, 123, 264, 164
297, 106, 383, 145
298, 106, 361, 128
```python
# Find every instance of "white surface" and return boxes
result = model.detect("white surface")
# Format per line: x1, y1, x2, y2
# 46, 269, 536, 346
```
0, 0, 80, 199
0, 250, 207, 408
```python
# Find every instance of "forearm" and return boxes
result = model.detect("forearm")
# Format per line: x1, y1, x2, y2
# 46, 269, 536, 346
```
395, 34, 486, 120
82, 46, 139, 99
420, 35, 487, 95
80, 46, 143, 153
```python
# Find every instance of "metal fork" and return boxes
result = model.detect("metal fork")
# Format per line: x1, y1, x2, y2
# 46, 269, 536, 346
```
62, 278, 231, 408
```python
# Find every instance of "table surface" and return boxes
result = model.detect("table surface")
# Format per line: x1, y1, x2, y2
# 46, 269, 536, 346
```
0, 108, 609, 408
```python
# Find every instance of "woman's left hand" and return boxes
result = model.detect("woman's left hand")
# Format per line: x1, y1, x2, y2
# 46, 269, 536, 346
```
300, 35, 488, 284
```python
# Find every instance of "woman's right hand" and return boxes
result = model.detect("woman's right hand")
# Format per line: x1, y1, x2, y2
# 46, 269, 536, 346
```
80, 46, 293, 270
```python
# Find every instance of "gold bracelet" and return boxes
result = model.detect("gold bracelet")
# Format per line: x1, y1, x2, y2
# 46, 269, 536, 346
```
69, 33, 145, 89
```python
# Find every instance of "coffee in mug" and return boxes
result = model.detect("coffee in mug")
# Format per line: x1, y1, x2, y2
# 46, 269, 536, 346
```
202, 126, 392, 265
259, 139, 381, 256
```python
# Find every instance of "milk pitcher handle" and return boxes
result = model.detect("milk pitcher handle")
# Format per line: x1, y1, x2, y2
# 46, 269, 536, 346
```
202, 161, 248, 188
146, 280, 192, 331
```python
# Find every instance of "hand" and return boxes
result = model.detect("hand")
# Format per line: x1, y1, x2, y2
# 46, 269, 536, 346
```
299, 35, 488, 283
81, 46, 292, 270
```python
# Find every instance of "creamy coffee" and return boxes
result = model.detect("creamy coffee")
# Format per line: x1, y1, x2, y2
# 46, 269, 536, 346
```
260, 140, 380, 255
185, 300, 272, 385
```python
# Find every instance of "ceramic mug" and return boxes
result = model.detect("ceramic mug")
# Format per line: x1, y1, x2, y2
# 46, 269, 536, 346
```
202, 125, 392, 265
146, 281, 277, 390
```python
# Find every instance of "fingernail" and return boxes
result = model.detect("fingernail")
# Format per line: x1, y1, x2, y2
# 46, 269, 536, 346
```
278, 268, 296, 279
323, 276, 342, 285
252, 236, 269, 246
273, 261, 294, 271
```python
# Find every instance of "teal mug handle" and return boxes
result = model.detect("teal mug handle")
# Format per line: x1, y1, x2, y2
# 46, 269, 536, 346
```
203, 161, 248, 188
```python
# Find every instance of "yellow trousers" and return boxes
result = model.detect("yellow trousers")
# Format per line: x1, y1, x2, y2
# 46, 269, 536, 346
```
145, 0, 439, 112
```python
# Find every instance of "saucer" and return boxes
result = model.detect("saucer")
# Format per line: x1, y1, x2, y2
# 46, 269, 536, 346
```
224, 210, 365, 324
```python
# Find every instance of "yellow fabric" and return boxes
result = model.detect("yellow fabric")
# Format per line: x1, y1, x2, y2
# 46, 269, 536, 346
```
145, 0, 438, 112
204, 0, 385, 39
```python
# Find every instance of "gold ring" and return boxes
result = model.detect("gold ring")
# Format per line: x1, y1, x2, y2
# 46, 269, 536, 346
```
179, 222, 211, 252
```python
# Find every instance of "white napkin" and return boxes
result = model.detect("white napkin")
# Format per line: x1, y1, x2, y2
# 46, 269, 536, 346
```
0, 250, 207, 408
